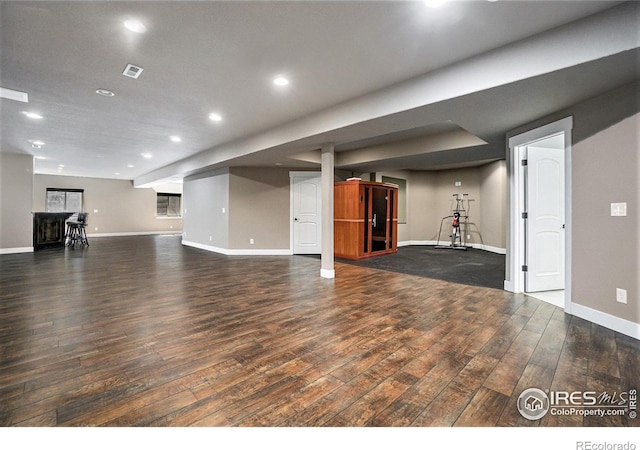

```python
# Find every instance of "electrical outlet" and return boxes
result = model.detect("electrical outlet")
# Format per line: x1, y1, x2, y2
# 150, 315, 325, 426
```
169, 225, 173, 229
250, 238, 254, 245
611, 202, 627, 217
209, 235, 212, 241
455, 181, 462, 187
93, 209, 98, 213
222, 207, 226, 214
94, 227, 98, 231
616, 288, 627, 304
467, 235, 471, 239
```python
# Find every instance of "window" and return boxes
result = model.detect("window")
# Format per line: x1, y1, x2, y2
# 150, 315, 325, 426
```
46, 188, 84, 217
157, 193, 181, 217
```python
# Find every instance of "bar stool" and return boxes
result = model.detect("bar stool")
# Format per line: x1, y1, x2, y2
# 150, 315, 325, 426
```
66, 212, 89, 247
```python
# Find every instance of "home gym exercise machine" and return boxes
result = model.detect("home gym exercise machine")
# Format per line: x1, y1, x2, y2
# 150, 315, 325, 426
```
435, 193, 469, 250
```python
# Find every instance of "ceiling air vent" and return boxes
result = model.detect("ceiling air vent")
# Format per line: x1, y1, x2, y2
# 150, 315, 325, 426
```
122, 64, 144, 79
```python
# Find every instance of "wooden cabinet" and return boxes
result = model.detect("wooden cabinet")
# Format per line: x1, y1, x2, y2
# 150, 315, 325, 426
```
334, 180, 398, 260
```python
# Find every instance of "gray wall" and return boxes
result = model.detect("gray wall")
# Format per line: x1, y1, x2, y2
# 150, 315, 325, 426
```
407, 170, 438, 244
34, 174, 182, 235
182, 167, 305, 251
480, 161, 507, 250
573, 113, 638, 324
0, 153, 34, 251
506, 81, 639, 328
12, 158, 507, 255
228, 167, 291, 250
182, 169, 229, 248
373, 162, 507, 250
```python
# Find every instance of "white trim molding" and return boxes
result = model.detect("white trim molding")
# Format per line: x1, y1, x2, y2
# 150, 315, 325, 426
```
398, 240, 438, 247
87, 231, 182, 238
506, 116, 573, 316
398, 240, 506, 255
182, 240, 292, 256
470, 244, 506, 255
320, 268, 335, 279
569, 303, 640, 340
0, 247, 34, 254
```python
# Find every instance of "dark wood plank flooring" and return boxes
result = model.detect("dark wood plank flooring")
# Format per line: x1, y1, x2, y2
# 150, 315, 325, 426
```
1, 235, 638, 427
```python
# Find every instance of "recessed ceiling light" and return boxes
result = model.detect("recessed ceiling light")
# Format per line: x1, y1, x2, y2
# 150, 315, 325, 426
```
141, 153, 152, 159
115, 172, 120, 175
96, 88, 115, 97
124, 19, 147, 34
32, 140, 45, 146
273, 76, 289, 87
208, 112, 222, 122
275, 162, 283, 166
22, 111, 43, 119
35, 156, 46, 160
127, 164, 134, 168
170, 136, 181, 143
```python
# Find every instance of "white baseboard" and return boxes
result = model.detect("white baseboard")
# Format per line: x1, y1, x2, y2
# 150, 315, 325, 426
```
469, 243, 507, 254
320, 268, 335, 279
504, 280, 515, 292
569, 303, 639, 340
182, 240, 292, 256
398, 241, 506, 255
0, 246, 34, 254
86, 231, 182, 238
398, 240, 438, 247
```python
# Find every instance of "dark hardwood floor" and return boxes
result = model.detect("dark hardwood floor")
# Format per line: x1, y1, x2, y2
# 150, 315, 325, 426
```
1, 235, 638, 427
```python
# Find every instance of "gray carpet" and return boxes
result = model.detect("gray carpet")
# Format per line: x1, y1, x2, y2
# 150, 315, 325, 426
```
336, 245, 505, 290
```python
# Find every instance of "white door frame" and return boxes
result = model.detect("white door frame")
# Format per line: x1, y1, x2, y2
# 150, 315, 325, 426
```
506, 117, 573, 312
289, 171, 322, 254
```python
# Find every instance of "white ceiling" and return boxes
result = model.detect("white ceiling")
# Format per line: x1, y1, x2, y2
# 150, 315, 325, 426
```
0, 0, 637, 183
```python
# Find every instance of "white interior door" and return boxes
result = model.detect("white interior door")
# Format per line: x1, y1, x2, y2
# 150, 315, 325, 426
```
525, 144, 565, 292
292, 173, 322, 254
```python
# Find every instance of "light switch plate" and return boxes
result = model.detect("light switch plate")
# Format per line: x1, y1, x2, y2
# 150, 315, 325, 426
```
611, 202, 627, 217
616, 288, 627, 304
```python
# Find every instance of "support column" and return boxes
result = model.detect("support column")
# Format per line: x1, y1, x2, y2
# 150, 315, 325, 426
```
320, 143, 335, 279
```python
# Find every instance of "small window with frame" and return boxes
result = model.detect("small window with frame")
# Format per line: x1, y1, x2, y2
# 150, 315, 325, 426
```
46, 188, 84, 219
157, 193, 182, 217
